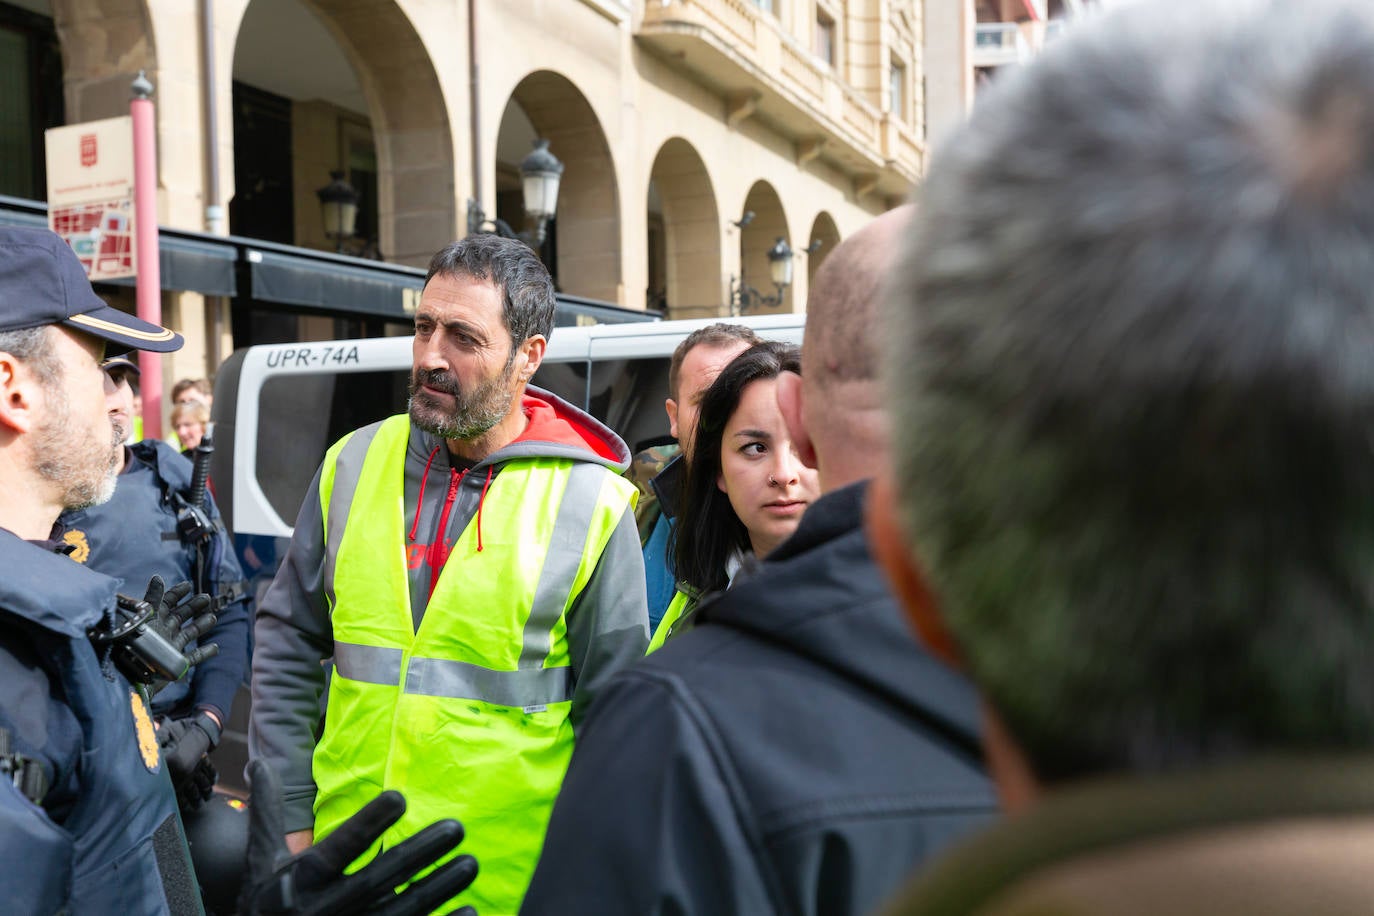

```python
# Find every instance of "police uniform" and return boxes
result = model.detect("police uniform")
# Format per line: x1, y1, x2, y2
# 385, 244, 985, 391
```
56, 440, 250, 725
0, 529, 201, 914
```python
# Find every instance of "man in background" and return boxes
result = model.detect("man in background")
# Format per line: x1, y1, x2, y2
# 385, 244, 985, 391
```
56, 354, 250, 814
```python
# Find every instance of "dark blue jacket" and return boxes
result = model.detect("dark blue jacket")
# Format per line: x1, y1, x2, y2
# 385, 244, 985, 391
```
525, 482, 998, 916
56, 441, 250, 722
0, 529, 200, 914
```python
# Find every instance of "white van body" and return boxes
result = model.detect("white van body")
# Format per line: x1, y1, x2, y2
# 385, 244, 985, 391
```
212, 313, 805, 539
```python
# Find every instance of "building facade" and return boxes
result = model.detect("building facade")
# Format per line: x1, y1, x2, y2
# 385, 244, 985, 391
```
925, 0, 1090, 149
0, 0, 923, 418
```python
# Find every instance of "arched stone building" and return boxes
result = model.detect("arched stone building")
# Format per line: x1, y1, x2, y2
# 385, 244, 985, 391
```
1, 0, 925, 399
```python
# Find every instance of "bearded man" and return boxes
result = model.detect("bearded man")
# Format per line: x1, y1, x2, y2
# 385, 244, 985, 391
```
249, 235, 648, 916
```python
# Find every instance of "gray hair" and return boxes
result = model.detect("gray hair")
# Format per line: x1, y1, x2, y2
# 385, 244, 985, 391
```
425, 235, 556, 353
886, 0, 1374, 783
0, 326, 59, 384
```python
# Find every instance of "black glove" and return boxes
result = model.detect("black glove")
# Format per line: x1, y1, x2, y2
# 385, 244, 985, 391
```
109, 576, 218, 695
240, 760, 478, 916
158, 712, 220, 811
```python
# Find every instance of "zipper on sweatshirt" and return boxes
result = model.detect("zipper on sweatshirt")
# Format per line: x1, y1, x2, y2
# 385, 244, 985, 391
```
428, 467, 465, 601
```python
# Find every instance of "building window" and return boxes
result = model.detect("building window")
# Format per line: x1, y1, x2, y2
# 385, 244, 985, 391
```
815, 7, 836, 66
889, 58, 907, 121
752, 0, 776, 15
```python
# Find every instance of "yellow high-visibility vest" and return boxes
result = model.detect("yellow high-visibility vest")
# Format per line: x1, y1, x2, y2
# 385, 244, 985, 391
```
313, 415, 634, 915
647, 589, 693, 653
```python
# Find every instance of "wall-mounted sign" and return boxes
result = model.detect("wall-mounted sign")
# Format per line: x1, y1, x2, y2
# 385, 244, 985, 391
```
45, 116, 137, 281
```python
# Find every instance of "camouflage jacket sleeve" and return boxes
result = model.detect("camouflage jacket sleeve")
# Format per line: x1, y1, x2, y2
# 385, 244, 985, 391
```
625, 443, 680, 544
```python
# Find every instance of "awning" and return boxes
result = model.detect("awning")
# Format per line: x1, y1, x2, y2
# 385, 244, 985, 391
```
0, 196, 237, 297
246, 248, 422, 320
153, 234, 238, 297
1, 196, 658, 323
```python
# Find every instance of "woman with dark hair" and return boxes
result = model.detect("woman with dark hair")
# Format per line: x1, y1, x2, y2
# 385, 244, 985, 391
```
648, 340, 820, 650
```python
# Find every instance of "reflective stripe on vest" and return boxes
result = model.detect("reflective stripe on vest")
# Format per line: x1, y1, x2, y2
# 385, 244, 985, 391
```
647, 589, 693, 653
311, 414, 634, 916
332, 641, 575, 707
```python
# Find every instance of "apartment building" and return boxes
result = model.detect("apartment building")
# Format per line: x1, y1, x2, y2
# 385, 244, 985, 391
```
0, 0, 922, 407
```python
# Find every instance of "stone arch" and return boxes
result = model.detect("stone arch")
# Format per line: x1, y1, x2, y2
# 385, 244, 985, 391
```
49, 0, 156, 123
499, 70, 621, 304
806, 211, 842, 289
738, 180, 794, 314
230, 0, 456, 265
647, 138, 721, 320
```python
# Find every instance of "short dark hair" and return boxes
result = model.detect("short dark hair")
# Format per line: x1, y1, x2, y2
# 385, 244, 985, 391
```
667, 323, 762, 403
887, 0, 1374, 784
425, 235, 556, 350
672, 340, 801, 594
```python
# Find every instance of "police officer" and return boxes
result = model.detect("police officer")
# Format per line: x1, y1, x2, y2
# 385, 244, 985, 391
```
56, 354, 251, 813
0, 227, 478, 915
0, 226, 207, 912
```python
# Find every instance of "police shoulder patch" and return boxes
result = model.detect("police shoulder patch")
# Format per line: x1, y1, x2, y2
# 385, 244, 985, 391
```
130, 691, 160, 773
62, 530, 90, 564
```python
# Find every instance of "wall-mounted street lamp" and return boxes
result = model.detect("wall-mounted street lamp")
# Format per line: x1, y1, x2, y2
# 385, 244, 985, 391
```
315, 170, 359, 254
467, 138, 565, 247
730, 233, 796, 316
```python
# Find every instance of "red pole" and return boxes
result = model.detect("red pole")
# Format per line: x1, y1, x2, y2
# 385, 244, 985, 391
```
131, 71, 164, 439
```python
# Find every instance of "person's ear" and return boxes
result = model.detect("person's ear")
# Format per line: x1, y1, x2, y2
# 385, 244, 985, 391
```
516, 335, 546, 381
0, 351, 40, 435
665, 398, 680, 441
775, 371, 817, 470
866, 468, 963, 669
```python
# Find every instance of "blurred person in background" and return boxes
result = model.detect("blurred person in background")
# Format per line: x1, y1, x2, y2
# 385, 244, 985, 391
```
168, 378, 213, 451
172, 399, 210, 455
171, 376, 213, 408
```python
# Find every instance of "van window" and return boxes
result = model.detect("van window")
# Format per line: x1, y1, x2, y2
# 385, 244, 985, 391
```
255, 370, 408, 523
250, 356, 674, 524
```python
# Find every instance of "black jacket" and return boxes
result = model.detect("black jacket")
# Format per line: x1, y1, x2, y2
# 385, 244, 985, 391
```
523, 482, 998, 916
0, 529, 198, 914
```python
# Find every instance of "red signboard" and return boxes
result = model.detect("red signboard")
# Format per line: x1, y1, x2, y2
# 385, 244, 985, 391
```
45, 116, 136, 281
80, 133, 97, 168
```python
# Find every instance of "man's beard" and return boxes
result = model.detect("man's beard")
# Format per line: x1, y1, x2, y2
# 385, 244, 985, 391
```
35, 383, 120, 511
408, 361, 518, 441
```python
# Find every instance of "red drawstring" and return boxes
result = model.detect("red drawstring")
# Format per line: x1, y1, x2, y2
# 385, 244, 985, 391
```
409, 445, 441, 541
475, 466, 494, 552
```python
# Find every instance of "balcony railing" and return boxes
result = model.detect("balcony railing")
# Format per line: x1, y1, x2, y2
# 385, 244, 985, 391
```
638, 0, 922, 186
972, 22, 1028, 66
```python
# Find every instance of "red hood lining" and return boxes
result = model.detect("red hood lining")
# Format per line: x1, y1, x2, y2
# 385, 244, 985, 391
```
510, 393, 622, 464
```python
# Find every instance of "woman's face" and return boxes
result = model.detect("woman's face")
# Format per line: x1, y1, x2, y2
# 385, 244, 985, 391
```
176, 418, 204, 450
717, 377, 820, 558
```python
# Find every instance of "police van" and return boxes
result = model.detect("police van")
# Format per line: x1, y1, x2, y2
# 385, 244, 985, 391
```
210, 312, 805, 541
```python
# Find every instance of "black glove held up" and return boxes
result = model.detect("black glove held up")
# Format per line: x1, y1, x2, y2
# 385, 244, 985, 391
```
100, 575, 218, 695
239, 760, 478, 916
